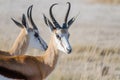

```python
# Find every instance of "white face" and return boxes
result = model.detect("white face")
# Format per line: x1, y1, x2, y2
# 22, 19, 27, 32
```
54, 29, 72, 54
28, 28, 48, 51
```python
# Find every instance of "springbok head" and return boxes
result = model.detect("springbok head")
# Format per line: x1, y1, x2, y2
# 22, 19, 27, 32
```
11, 5, 48, 51
43, 2, 76, 54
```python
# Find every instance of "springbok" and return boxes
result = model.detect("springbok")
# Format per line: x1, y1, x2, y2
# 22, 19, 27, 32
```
0, 2, 76, 80
0, 5, 48, 56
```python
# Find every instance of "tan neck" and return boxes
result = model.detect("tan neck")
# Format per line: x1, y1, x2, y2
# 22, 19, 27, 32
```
0, 34, 60, 79
44, 35, 59, 67
9, 29, 29, 55
41, 35, 59, 77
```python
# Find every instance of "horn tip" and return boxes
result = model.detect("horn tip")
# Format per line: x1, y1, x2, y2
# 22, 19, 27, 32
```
55, 3, 58, 5
67, 2, 69, 3
67, 2, 70, 4
28, 5, 33, 10
52, 3, 58, 6
30, 5, 33, 8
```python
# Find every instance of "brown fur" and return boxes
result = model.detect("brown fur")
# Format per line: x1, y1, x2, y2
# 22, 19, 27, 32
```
0, 66, 27, 79
0, 50, 10, 56
0, 32, 59, 80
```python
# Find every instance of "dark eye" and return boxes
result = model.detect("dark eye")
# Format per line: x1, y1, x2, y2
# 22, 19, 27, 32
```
34, 33, 39, 37
56, 34, 61, 40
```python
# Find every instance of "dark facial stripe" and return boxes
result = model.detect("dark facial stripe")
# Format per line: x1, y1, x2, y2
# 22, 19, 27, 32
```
0, 66, 27, 79
38, 38, 47, 50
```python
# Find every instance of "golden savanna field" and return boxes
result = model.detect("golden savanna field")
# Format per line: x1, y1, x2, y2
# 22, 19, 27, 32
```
0, 0, 120, 80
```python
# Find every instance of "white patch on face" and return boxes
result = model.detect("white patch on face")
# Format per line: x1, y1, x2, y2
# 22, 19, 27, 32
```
55, 29, 72, 54
0, 75, 12, 80
28, 29, 47, 51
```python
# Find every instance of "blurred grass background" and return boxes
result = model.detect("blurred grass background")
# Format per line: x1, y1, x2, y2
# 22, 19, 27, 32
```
0, 0, 120, 80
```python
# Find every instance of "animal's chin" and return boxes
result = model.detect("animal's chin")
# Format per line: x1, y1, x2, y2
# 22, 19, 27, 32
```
61, 50, 71, 54
66, 51, 71, 54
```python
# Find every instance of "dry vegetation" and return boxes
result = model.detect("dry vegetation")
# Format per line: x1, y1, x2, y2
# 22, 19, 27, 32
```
47, 44, 120, 80
0, 0, 120, 80
87, 0, 120, 4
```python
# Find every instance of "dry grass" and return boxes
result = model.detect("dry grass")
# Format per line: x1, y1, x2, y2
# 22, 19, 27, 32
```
47, 45, 120, 80
73, 45, 120, 56
87, 0, 120, 4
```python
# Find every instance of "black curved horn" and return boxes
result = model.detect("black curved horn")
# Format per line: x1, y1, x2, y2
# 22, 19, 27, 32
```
64, 2, 71, 24
27, 5, 38, 30
50, 3, 60, 28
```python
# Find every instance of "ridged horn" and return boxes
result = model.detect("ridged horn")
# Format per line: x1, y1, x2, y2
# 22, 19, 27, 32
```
49, 3, 61, 28
64, 2, 71, 24
27, 5, 38, 30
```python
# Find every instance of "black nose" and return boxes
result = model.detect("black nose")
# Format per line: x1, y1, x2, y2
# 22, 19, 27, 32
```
66, 48, 72, 54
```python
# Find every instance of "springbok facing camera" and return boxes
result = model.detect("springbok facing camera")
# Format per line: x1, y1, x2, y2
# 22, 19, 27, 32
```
0, 2, 77, 80
0, 5, 48, 56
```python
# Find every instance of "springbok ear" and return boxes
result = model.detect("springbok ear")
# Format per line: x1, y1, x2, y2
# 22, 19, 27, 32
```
43, 14, 55, 31
67, 17, 75, 28
11, 18, 23, 28
22, 14, 28, 29
68, 12, 79, 28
